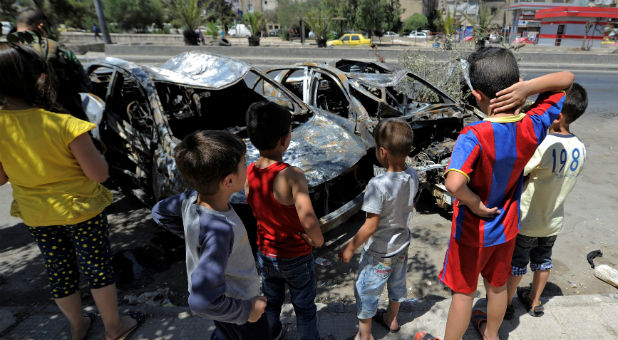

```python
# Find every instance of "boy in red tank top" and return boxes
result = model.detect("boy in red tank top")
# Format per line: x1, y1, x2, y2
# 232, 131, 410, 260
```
245, 101, 325, 340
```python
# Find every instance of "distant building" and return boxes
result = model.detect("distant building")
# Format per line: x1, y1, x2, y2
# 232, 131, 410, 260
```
535, 6, 618, 47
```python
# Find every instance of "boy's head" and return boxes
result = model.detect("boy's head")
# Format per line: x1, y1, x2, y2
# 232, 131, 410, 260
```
561, 82, 587, 124
373, 118, 414, 161
174, 130, 246, 196
468, 47, 519, 100
17, 7, 46, 35
246, 101, 292, 151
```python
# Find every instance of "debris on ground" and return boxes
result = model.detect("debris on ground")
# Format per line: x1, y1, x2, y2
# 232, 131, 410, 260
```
123, 288, 174, 306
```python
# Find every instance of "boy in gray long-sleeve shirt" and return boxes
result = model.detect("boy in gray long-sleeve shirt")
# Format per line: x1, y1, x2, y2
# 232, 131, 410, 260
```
152, 130, 271, 340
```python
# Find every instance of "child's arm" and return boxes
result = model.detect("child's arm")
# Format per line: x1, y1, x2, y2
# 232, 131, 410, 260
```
152, 191, 194, 239
0, 162, 8, 186
339, 213, 380, 262
445, 171, 499, 218
490, 71, 575, 113
189, 218, 267, 323
288, 167, 324, 247
69, 133, 109, 183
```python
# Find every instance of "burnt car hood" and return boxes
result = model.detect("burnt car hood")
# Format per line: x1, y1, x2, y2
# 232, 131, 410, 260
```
147, 51, 251, 89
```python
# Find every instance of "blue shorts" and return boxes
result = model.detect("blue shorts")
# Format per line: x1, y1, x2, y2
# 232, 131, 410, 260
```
511, 234, 557, 276
354, 247, 408, 319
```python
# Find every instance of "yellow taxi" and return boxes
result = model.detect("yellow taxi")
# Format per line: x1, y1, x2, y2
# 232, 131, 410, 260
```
327, 33, 371, 47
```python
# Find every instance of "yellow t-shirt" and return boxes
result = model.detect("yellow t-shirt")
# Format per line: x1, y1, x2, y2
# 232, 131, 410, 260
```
0, 108, 112, 226
519, 133, 586, 237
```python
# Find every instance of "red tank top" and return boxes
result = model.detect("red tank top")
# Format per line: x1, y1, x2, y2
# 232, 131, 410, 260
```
247, 162, 312, 258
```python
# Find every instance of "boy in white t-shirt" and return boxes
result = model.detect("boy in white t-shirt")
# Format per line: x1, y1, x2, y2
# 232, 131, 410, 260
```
340, 118, 419, 340
505, 83, 587, 318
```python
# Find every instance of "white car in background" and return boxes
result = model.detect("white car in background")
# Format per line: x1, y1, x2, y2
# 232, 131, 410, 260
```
408, 31, 428, 40
229, 24, 251, 37
1, 21, 13, 35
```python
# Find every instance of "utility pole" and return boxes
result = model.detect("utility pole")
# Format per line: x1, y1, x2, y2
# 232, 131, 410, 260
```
93, 0, 112, 44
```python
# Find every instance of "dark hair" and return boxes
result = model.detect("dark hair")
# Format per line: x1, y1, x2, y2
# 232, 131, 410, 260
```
374, 118, 414, 157
468, 47, 519, 99
246, 101, 291, 150
562, 82, 587, 124
0, 42, 55, 107
17, 7, 44, 29
174, 130, 246, 196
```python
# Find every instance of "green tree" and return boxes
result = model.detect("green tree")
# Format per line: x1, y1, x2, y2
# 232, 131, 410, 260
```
166, 0, 207, 31
243, 11, 264, 38
383, 0, 402, 32
403, 13, 428, 32
104, 0, 164, 32
355, 0, 386, 38
204, 0, 235, 28
305, 7, 330, 45
435, 7, 461, 49
0, 0, 18, 22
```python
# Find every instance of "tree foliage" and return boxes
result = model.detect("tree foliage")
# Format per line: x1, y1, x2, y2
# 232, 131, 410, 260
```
243, 11, 264, 37
167, 0, 207, 31
462, 0, 502, 44
0, 0, 18, 22
403, 13, 428, 32
435, 7, 461, 49
203, 0, 235, 28
104, 0, 164, 31
305, 7, 330, 40
355, 0, 386, 37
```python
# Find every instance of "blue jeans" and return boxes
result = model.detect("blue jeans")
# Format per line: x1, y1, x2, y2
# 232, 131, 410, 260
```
354, 248, 408, 319
511, 234, 557, 276
257, 251, 320, 340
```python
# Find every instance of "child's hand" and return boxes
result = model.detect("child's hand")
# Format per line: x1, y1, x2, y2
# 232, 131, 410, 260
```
298, 232, 321, 247
248, 296, 267, 323
490, 79, 528, 114
339, 245, 355, 263
464, 200, 500, 219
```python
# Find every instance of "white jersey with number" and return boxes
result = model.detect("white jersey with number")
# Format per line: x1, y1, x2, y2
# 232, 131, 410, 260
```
519, 133, 586, 237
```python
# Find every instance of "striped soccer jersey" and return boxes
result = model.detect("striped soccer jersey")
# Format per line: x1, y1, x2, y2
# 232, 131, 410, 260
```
445, 91, 566, 247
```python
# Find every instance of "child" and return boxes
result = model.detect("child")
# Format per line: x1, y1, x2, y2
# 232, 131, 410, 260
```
429, 47, 574, 340
340, 118, 419, 340
0, 42, 142, 340
245, 101, 324, 340
151, 130, 270, 340
505, 83, 587, 319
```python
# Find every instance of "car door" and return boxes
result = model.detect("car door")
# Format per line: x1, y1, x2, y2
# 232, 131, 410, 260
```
350, 34, 360, 46
265, 67, 311, 103
87, 64, 156, 200
341, 34, 350, 45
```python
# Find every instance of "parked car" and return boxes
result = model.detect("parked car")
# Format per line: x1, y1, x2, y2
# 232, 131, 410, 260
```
266, 59, 483, 209
1, 21, 13, 35
229, 24, 251, 37
327, 33, 371, 47
383, 31, 399, 38
408, 31, 428, 40
84, 52, 375, 233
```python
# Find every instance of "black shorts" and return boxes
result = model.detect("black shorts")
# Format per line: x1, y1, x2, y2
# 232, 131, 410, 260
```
511, 234, 557, 276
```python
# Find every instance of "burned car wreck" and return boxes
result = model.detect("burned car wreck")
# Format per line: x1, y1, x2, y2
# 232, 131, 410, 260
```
266, 59, 483, 209
85, 51, 375, 233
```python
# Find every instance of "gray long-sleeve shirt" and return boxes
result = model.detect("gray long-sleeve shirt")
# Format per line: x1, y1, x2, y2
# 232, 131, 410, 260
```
152, 190, 259, 324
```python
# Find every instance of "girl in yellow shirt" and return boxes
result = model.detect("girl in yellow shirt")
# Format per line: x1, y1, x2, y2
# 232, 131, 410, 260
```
0, 43, 143, 340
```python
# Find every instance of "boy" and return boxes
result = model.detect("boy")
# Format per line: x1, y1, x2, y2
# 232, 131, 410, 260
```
505, 83, 587, 319
340, 118, 419, 340
151, 130, 270, 340
434, 47, 574, 340
245, 101, 324, 340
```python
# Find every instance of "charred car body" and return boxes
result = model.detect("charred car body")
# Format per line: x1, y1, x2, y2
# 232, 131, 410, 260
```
84, 52, 374, 232
266, 59, 482, 209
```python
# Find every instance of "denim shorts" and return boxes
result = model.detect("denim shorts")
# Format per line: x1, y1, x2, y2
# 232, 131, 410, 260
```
511, 234, 557, 276
354, 247, 408, 319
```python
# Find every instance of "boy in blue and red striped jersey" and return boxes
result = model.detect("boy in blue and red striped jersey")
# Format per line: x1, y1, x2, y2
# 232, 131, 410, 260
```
436, 48, 574, 340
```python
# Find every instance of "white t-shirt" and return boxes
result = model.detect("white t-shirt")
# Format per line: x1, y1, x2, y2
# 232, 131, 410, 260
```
361, 168, 419, 257
520, 133, 586, 237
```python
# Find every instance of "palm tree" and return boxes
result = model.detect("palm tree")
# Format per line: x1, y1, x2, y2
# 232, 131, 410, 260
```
436, 7, 461, 50
168, 0, 210, 45
305, 8, 330, 47
463, 0, 503, 49
243, 12, 265, 46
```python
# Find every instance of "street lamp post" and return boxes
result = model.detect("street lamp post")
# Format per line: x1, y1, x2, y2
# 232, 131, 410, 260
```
93, 0, 112, 44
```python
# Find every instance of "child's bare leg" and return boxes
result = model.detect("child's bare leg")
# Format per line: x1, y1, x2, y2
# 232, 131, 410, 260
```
444, 291, 475, 340
384, 300, 400, 330
484, 278, 508, 340
54, 292, 92, 340
506, 275, 523, 306
91, 284, 136, 340
356, 318, 374, 340
530, 270, 550, 307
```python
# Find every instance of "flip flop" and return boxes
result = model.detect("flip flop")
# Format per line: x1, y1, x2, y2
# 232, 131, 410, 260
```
372, 309, 400, 333
517, 288, 544, 317
470, 309, 487, 339
78, 312, 96, 340
111, 311, 145, 340
414, 330, 441, 339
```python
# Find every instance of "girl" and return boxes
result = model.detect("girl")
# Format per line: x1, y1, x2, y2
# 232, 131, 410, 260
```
0, 42, 143, 340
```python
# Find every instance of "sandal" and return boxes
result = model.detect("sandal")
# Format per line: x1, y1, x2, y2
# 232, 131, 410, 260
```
110, 311, 145, 340
372, 309, 400, 333
517, 289, 544, 317
471, 309, 487, 339
414, 331, 441, 339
